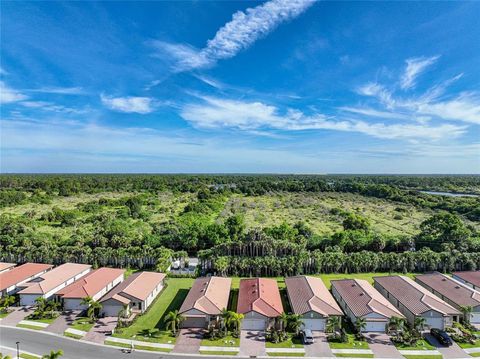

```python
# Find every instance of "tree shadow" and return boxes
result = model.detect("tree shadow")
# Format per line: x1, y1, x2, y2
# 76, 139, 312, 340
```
155, 288, 189, 330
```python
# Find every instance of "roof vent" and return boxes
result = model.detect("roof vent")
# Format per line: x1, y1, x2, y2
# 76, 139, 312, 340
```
442, 278, 447, 281
455, 285, 460, 289
352, 283, 357, 287
359, 293, 364, 296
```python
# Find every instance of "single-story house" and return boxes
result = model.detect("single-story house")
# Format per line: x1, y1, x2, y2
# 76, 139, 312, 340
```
55, 267, 125, 311
178, 276, 231, 328
0, 262, 16, 274
374, 275, 460, 330
100, 271, 166, 317
331, 279, 404, 332
18, 263, 92, 306
237, 278, 283, 331
453, 271, 480, 291
285, 276, 343, 331
0, 263, 53, 297
416, 272, 480, 324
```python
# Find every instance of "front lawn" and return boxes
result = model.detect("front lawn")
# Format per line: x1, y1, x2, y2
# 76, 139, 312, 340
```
104, 340, 170, 352
200, 350, 238, 356
70, 317, 94, 332
201, 335, 240, 347
328, 334, 369, 349
0, 311, 10, 319
113, 277, 194, 344
24, 316, 57, 324
265, 336, 303, 348
394, 339, 435, 350
457, 339, 480, 349
64, 331, 83, 339
17, 323, 43, 330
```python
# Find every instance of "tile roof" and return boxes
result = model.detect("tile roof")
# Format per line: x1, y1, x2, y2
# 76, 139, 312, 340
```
179, 276, 231, 315
0, 263, 16, 272
100, 271, 166, 304
453, 271, 480, 289
18, 263, 91, 295
374, 275, 461, 316
416, 273, 480, 308
237, 278, 283, 318
0, 263, 53, 292
55, 267, 125, 299
331, 279, 404, 319
285, 276, 343, 316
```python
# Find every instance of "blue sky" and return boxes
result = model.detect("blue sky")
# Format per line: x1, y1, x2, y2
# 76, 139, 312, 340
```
1, 0, 479, 173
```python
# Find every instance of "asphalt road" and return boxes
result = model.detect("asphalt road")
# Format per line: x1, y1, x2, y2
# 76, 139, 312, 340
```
0, 326, 228, 359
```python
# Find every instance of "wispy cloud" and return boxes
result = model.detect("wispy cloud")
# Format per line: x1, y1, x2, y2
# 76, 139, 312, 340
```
0, 81, 28, 104
29, 86, 85, 95
400, 55, 439, 90
21, 100, 88, 115
101, 94, 156, 114
181, 96, 465, 140
154, 0, 315, 71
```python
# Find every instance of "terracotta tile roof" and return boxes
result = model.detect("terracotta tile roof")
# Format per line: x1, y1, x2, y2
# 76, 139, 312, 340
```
237, 278, 283, 318
0, 263, 53, 292
332, 279, 404, 319
55, 267, 125, 299
285, 276, 343, 316
18, 263, 91, 295
453, 271, 480, 289
0, 263, 16, 272
179, 276, 231, 315
374, 275, 461, 316
100, 271, 166, 304
416, 272, 480, 308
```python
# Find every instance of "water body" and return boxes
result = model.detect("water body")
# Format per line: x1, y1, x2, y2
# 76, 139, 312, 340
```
420, 190, 479, 198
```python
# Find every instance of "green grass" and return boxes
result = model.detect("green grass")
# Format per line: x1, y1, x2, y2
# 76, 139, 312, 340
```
334, 354, 374, 358
20, 354, 40, 359
457, 339, 480, 349
24, 316, 57, 324
64, 331, 83, 339
112, 277, 194, 344
394, 339, 435, 350
201, 335, 240, 347
402, 355, 442, 359
265, 336, 303, 348
469, 353, 480, 357
200, 351, 238, 356
16, 323, 43, 330
267, 353, 305, 357
104, 340, 170, 352
0, 311, 10, 319
69, 317, 94, 332
328, 334, 369, 349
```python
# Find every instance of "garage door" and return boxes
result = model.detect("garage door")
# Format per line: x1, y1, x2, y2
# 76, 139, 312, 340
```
471, 312, 480, 324
241, 319, 265, 330
364, 321, 386, 332
182, 316, 207, 328
425, 316, 444, 330
301, 319, 326, 331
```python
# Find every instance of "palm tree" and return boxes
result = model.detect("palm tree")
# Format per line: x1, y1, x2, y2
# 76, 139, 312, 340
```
414, 317, 426, 332
327, 316, 341, 333
0, 295, 15, 312
355, 317, 367, 333
118, 304, 129, 319
287, 314, 303, 335
388, 316, 405, 334
81, 296, 102, 322
278, 312, 289, 333
226, 312, 244, 333
460, 306, 473, 325
220, 308, 232, 333
42, 349, 63, 359
165, 310, 185, 335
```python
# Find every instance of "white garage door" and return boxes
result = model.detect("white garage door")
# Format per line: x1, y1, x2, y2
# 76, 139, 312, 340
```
242, 319, 265, 330
364, 321, 386, 332
301, 319, 326, 331
425, 316, 444, 330
20, 294, 39, 307
102, 304, 124, 317
471, 312, 480, 324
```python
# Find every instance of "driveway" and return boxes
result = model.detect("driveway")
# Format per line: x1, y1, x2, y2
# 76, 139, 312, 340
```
239, 330, 266, 357
365, 333, 403, 358
304, 331, 332, 357
83, 317, 117, 344
0, 307, 32, 326
172, 328, 205, 354
45, 310, 81, 334
425, 333, 470, 358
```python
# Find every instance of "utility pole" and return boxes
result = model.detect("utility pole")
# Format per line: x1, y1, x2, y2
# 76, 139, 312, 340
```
16, 341, 20, 359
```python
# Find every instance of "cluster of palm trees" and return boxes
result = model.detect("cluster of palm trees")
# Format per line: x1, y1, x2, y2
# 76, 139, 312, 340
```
30, 297, 60, 320
80, 296, 103, 322
0, 295, 15, 314
388, 316, 426, 346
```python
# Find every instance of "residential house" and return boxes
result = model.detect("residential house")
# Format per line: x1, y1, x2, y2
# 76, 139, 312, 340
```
453, 271, 480, 291
0, 263, 53, 297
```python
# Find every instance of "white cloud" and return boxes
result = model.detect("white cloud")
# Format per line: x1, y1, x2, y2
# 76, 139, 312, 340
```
155, 0, 315, 71
400, 55, 439, 90
338, 106, 409, 120
29, 86, 85, 95
181, 96, 465, 140
101, 94, 155, 114
0, 81, 28, 104
21, 100, 88, 114
416, 93, 480, 125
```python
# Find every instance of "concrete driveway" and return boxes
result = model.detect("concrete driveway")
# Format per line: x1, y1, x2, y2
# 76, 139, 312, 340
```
304, 331, 332, 357
365, 333, 403, 358
83, 316, 117, 344
0, 307, 32, 326
172, 328, 205, 354
239, 330, 266, 357
45, 310, 81, 334
425, 333, 470, 358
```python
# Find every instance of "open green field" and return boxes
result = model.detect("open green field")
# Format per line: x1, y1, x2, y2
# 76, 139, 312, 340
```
113, 277, 194, 343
